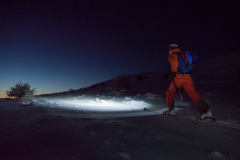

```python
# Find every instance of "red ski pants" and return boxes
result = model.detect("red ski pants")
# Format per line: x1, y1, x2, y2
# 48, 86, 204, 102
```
166, 79, 206, 109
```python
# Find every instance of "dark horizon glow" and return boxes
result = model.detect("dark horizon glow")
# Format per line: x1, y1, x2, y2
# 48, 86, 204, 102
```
1, 1, 239, 98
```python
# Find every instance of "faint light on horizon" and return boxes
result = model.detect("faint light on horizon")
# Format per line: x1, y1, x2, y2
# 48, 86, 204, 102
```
0, 93, 7, 98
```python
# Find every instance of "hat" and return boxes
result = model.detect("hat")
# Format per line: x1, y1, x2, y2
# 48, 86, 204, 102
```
169, 43, 178, 50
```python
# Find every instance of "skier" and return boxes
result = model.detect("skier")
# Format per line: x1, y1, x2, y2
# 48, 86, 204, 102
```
163, 43, 213, 120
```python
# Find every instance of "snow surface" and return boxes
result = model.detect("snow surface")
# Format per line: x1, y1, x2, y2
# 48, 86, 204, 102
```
0, 51, 240, 160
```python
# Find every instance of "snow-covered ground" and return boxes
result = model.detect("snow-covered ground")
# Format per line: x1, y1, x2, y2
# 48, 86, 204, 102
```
1, 51, 240, 159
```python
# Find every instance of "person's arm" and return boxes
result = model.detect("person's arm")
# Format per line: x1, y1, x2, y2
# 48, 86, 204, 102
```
168, 53, 178, 73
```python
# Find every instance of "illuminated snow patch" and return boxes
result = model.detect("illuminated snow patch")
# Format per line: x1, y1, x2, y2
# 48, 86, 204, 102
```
47, 97, 150, 112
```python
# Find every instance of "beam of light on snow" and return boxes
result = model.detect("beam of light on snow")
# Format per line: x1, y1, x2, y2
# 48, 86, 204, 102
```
41, 97, 151, 112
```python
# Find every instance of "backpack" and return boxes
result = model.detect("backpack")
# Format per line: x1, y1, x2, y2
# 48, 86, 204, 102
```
176, 51, 199, 74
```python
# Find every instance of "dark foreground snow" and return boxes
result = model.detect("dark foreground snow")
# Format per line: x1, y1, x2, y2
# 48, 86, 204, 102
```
0, 93, 239, 160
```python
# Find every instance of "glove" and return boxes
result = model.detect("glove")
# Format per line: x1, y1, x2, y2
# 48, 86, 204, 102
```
164, 70, 176, 80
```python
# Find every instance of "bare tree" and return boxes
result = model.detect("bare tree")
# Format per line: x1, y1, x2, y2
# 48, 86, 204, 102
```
6, 82, 36, 101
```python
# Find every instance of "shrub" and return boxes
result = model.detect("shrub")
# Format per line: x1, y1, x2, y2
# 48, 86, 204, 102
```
68, 88, 74, 92
137, 74, 148, 81
90, 82, 105, 88
113, 74, 130, 91
6, 82, 36, 100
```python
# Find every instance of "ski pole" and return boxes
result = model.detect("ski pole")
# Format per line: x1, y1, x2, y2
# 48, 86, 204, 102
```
182, 88, 200, 114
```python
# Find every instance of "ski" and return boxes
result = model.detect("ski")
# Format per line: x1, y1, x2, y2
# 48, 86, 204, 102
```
163, 111, 197, 124
143, 108, 240, 130
175, 115, 240, 130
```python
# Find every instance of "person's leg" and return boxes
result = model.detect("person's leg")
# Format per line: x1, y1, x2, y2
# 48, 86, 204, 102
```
166, 81, 177, 109
163, 81, 179, 115
182, 80, 210, 113
165, 79, 185, 113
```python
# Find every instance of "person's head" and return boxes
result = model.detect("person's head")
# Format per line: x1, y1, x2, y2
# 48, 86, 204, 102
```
169, 43, 180, 54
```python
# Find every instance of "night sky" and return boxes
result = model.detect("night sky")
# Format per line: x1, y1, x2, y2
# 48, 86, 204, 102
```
1, 0, 239, 98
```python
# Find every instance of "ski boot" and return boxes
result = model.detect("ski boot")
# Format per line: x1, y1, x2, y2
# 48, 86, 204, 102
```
196, 110, 213, 120
163, 108, 175, 116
